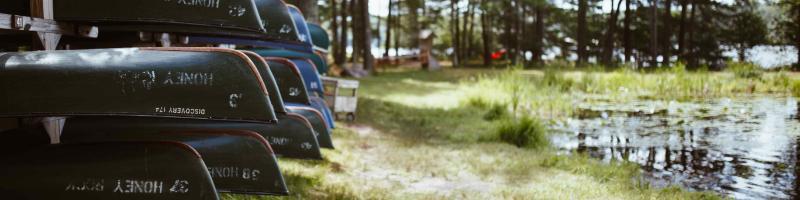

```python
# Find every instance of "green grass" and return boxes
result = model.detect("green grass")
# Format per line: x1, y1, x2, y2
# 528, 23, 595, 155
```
792, 79, 800, 97
222, 67, 797, 200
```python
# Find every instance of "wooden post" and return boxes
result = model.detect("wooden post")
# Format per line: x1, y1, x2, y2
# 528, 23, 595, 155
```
30, 0, 61, 50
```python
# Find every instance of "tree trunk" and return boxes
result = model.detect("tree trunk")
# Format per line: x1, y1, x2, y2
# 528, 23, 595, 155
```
408, 0, 420, 48
533, 6, 544, 64
336, 0, 349, 66
603, 0, 624, 66
624, 0, 632, 63
795, 36, 799, 68
663, 0, 672, 66
514, 0, 523, 65
375, 16, 381, 50
461, 1, 470, 62
467, 2, 477, 58
361, 0, 374, 73
794, 5, 800, 68
331, 0, 340, 63
481, 1, 492, 66
796, 42, 800, 68
677, 0, 687, 61
451, 0, 461, 67
506, 1, 517, 64
650, 0, 659, 67
286, 0, 319, 23
687, 1, 697, 67
738, 46, 746, 62
394, 13, 400, 60
384, 0, 393, 57
577, 0, 588, 66
350, 0, 359, 63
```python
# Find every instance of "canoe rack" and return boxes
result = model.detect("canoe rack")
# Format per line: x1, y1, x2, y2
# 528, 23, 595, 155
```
0, 13, 98, 38
1, 0, 99, 50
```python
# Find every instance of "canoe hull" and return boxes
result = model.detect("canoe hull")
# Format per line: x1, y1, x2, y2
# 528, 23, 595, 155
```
55, 0, 265, 35
0, 48, 276, 123
287, 105, 334, 149
0, 141, 219, 200
62, 116, 323, 159
242, 51, 333, 149
60, 128, 289, 195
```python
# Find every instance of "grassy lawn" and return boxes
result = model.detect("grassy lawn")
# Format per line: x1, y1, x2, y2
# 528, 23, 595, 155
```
225, 66, 800, 200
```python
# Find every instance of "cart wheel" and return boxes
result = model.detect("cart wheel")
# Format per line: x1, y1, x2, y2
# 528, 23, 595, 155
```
346, 113, 356, 121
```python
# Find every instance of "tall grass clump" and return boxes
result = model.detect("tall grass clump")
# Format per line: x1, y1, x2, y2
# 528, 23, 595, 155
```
728, 62, 762, 79
496, 116, 548, 149
464, 96, 492, 109
578, 73, 598, 92
542, 68, 575, 91
483, 103, 509, 121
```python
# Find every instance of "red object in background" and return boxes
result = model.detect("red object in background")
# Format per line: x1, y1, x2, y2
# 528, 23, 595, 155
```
491, 49, 507, 60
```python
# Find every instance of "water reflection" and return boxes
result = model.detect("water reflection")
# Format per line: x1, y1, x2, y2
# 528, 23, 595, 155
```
552, 97, 800, 199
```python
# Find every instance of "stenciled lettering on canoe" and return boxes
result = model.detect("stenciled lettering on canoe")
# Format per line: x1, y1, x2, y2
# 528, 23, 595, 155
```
117, 70, 157, 95
154, 106, 207, 115
65, 179, 105, 192
207, 166, 261, 181
229, 94, 243, 108
301, 142, 313, 150
288, 87, 300, 97
228, 5, 247, 17
162, 71, 214, 87
170, 0, 221, 9
279, 24, 292, 34
169, 180, 190, 194
117, 70, 214, 94
112, 179, 164, 194
269, 137, 290, 146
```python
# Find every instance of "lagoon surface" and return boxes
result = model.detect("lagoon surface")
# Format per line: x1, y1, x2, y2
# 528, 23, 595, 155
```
552, 97, 800, 199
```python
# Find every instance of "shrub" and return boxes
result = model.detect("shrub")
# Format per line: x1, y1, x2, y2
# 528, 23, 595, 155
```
496, 116, 548, 149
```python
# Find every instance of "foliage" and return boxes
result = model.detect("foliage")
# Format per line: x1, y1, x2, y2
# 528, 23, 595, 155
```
322, 0, 790, 72
724, 4, 769, 61
496, 116, 549, 149
792, 79, 800, 97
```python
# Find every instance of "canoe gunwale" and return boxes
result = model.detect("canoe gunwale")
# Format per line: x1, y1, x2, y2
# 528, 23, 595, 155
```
158, 129, 275, 154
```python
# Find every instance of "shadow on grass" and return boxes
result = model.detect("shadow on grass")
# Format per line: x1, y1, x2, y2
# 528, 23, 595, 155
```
222, 159, 365, 200
358, 69, 499, 99
354, 97, 497, 144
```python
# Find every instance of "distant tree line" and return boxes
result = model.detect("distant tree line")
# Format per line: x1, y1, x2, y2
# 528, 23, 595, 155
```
295, 0, 800, 70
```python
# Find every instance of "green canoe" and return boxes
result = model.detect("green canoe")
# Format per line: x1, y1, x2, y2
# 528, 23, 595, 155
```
0, 141, 219, 200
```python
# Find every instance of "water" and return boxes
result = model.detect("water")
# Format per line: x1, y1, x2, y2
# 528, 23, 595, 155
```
551, 97, 800, 199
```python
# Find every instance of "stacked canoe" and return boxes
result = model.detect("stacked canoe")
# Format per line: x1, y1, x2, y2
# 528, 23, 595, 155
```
0, 0, 338, 199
